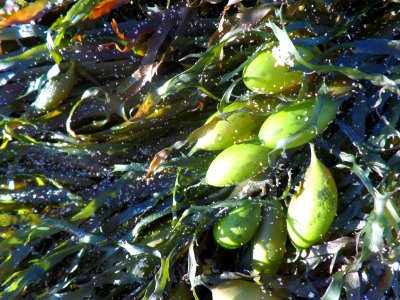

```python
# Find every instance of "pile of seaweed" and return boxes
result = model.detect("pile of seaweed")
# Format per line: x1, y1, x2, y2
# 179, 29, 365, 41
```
0, 0, 399, 299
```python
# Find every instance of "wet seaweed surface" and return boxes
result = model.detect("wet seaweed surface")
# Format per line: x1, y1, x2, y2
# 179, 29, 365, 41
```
0, 0, 399, 299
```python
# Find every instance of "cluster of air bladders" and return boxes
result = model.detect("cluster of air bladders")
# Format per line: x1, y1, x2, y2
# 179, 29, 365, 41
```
189, 47, 339, 293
